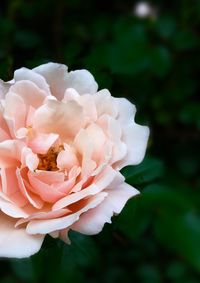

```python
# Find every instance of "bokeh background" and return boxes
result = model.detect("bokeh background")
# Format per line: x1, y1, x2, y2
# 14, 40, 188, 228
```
0, 0, 200, 282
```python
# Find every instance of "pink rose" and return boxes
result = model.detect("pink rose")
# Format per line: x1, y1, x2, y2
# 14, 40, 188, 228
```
0, 63, 149, 258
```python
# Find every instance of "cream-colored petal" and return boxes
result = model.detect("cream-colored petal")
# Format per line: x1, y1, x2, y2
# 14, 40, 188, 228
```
33, 63, 68, 100
26, 193, 107, 235
0, 213, 44, 258
65, 69, 98, 95
33, 100, 85, 140
72, 183, 139, 235
14, 67, 51, 95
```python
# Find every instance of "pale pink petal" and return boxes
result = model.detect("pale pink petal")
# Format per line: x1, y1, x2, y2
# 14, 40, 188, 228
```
80, 94, 97, 121
57, 145, 79, 170
0, 167, 22, 198
28, 171, 66, 203
26, 106, 36, 126
14, 67, 51, 95
0, 213, 44, 258
107, 117, 127, 163
63, 89, 97, 121
33, 170, 65, 185
9, 80, 48, 108
4, 92, 26, 136
52, 166, 117, 210
0, 195, 32, 218
85, 123, 106, 160
33, 63, 69, 100
65, 69, 98, 95
0, 105, 11, 141
21, 147, 39, 171
74, 129, 96, 179
92, 140, 112, 176
72, 183, 139, 235
0, 79, 12, 98
26, 192, 107, 235
63, 88, 80, 101
28, 132, 59, 154
97, 115, 127, 164
94, 89, 118, 117
51, 166, 81, 195
0, 168, 28, 208
0, 140, 24, 168
33, 100, 85, 140
115, 97, 136, 124
116, 123, 150, 169
16, 208, 70, 227
16, 168, 44, 209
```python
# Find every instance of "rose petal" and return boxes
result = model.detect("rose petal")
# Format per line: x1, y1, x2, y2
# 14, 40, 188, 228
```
52, 166, 116, 210
0, 213, 44, 258
28, 171, 66, 203
72, 183, 139, 235
4, 92, 26, 136
0, 195, 33, 218
14, 67, 51, 95
0, 140, 24, 168
33, 99, 85, 140
117, 123, 150, 169
0, 79, 12, 99
115, 97, 136, 124
94, 89, 118, 117
26, 192, 107, 234
28, 132, 59, 154
33, 63, 69, 100
65, 69, 98, 95
17, 168, 44, 209
57, 145, 79, 170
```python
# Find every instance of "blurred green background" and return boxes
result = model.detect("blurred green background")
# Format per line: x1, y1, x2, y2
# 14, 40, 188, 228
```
0, 0, 200, 282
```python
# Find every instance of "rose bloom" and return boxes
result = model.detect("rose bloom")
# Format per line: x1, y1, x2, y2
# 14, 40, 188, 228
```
0, 63, 149, 258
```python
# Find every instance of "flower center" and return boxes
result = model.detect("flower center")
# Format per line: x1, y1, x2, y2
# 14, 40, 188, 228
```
37, 146, 63, 171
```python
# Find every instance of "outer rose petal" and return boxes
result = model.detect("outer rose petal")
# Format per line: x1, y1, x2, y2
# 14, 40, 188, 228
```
71, 183, 139, 235
114, 97, 150, 168
26, 192, 107, 234
33, 63, 69, 100
117, 123, 150, 169
9, 80, 48, 108
0, 105, 11, 142
14, 67, 51, 95
0, 213, 44, 258
0, 195, 31, 218
33, 63, 98, 99
65, 70, 98, 95
0, 79, 12, 99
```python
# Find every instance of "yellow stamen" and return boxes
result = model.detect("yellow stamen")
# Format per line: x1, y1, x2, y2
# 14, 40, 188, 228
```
37, 146, 63, 171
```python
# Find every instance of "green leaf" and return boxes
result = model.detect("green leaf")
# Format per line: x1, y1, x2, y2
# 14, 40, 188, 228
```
121, 157, 164, 185
155, 211, 200, 272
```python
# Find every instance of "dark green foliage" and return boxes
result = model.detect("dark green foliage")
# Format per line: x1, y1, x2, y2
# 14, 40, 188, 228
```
0, 0, 200, 282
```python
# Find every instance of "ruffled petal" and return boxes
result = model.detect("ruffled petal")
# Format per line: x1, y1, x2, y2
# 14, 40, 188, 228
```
26, 192, 107, 234
52, 166, 117, 210
33, 63, 69, 100
33, 100, 85, 140
14, 67, 51, 95
65, 69, 98, 95
117, 123, 149, 169
72, 182, 139, 235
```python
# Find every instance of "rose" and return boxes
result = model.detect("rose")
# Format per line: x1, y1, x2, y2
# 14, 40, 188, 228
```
0, 63, 149, 258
